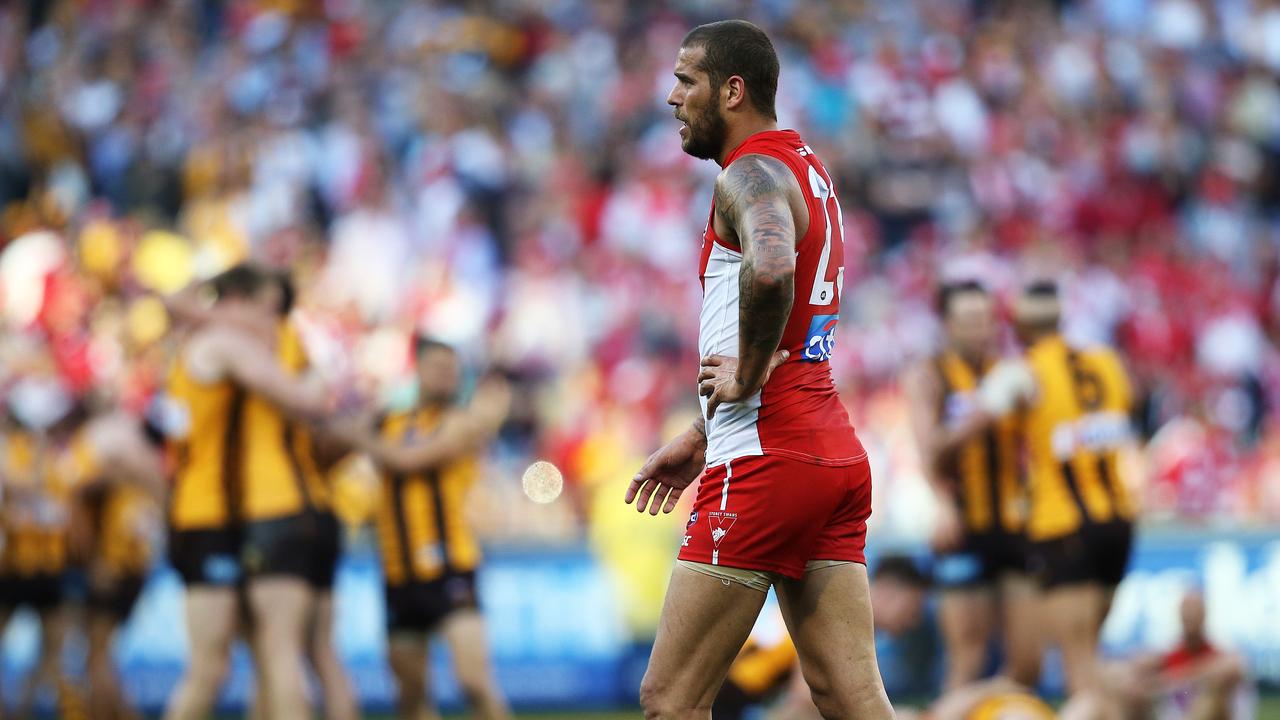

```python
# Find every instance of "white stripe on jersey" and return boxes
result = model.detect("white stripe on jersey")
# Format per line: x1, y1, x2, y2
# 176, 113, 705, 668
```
698, 242, 763, 467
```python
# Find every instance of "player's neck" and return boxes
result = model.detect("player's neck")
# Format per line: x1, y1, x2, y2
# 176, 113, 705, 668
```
716, 118, 779, 167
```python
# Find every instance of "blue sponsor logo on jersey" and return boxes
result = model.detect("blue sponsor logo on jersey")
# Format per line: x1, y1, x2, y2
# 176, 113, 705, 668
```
802, 314, 839, 362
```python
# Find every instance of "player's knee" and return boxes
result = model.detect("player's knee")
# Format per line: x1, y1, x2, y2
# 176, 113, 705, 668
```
456, 673, 493, 708
638, 673, 664, 717
1006, 655, 1042, 687
638, 673, 698, 719
389, 657, 422, 694
187, 652, 230, 692
807, 668, 890, 720
808, 686, 842, 720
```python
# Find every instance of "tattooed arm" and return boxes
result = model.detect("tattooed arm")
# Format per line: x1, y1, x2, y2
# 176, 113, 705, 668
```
700, 154, 801, 418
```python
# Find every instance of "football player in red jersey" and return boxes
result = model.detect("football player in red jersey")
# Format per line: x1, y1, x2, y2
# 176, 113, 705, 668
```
625, 20, 892, 720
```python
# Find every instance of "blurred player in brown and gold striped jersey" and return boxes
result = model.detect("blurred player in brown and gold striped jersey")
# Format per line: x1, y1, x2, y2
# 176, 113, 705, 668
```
334, 338, 511, 720
903, 281, 1039, 689
164, 269, 356, 720
0, 386, 85, 719
70, 407, 166, 720
162, 265, 333, 720
1009, 281, 1137, 701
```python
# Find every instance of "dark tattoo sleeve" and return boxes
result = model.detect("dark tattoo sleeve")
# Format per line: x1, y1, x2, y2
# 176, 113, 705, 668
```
714, 154, 796, 393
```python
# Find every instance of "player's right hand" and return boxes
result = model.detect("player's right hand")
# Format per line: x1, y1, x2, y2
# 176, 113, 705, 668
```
625, 428, 706, 516
977, 359, 1035, 415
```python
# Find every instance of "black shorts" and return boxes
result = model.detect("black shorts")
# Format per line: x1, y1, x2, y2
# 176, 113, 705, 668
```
310, 511, 341, 591
0, 573, 62, 610
385, 571, 478, 634
1029, 520, 1134, 589
169, 528, 242, 587
934, 531, 1030, 589
88, 574, 146, 621
241, 512, 335, 588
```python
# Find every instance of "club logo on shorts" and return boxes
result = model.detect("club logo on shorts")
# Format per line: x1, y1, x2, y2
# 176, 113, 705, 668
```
708, 511, 737, 547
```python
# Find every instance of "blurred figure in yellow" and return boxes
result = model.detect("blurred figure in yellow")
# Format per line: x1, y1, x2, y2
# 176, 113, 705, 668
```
902, 678, 1056, 720
69, 405, 167, 720
1009, 281, 1137, 702
333, 337, 511, 720
162, 265, 332, 720
165, 268, 359, 720
0, 373, 86, 719
904, 280, 1039, 689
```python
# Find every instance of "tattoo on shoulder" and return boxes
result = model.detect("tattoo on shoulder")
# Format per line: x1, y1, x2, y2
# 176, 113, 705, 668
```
714, 154, 791, 227
715, 155, 796, 281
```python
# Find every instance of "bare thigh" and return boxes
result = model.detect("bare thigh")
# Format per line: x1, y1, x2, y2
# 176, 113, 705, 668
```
439, 609, 510, 719
937, 587, 996, 689
162, 586, 239, 720
1042, 584, 1103, 695
387, 633, 439, 720
775, 563, 893, 720
247, 576, 314, 720
639, 563, 767, 718
999, 573, 1042, 686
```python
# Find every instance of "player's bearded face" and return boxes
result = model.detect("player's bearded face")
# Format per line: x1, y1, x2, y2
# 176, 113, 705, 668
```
678, 92, 728, 160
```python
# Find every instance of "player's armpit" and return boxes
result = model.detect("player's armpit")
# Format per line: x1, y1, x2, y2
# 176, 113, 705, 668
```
713, 153, 797, 395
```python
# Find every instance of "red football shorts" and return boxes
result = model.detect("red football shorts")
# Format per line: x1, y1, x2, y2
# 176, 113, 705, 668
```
676, 454, 872, 579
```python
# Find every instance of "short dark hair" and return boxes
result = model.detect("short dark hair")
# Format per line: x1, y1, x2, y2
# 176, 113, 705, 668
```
1016, 279, 1061, 334
681, 20, 779, 120
413, 335, 456, 360
1024, 279, 1058, 299
873, 555, 931, 589
937, 279, 989, 317
210, 264, 268, 303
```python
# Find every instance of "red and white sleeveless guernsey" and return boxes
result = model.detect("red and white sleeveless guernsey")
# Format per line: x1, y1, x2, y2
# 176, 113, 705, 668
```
697, 130, 866, 469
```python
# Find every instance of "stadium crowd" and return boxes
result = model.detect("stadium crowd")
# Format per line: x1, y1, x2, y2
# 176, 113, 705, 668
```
2, 0, 1279, 556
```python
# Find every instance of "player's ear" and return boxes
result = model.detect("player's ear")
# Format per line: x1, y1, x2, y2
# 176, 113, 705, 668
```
724, 75, 746, 111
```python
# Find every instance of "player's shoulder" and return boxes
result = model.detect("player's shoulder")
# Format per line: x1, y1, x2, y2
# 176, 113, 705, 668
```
717, 152, 794, 190
1073, 340, 1125, 368
714, 152, 802, 213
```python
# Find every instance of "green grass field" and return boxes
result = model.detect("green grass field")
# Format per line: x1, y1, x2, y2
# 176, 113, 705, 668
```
213, 694, 1280, 719
445, 697, 1280, 719
446, 696, 1280, 719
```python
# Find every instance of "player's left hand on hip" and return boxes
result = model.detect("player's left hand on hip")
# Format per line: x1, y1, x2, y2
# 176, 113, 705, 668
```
698, 349, 789, 420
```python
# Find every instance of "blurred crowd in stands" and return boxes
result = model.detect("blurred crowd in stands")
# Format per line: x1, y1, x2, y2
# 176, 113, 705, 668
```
2, 0, 1279, 546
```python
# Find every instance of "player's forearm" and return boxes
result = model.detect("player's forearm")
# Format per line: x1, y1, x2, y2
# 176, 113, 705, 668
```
368, 429, 476, 475
736, 264, 793, 392
933, 411, 993, 457
272, 384, 330, 421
